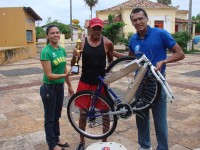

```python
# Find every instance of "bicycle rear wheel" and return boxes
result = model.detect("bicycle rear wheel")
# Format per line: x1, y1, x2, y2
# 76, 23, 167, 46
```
67, 90, 118, 140
131, 72, 161, 110
106, 56, 161, 111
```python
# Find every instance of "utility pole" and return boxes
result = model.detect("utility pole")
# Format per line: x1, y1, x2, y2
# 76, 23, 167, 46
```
187, 0, 192, 51
70, 0, 73, 41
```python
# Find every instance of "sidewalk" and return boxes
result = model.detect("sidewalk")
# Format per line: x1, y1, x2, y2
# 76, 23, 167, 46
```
0, 53, 200, 150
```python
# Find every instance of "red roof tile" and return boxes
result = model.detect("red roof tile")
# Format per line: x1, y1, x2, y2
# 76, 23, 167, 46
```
175, 17, 197, 23
97, 0, 176, 12
175, 18, 188, 23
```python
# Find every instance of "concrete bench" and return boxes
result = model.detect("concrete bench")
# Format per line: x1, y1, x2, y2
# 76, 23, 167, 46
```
0, 46, 29, 65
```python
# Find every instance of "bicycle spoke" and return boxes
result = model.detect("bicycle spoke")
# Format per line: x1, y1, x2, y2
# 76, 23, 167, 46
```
106, 57, 161, 111
67, 91, 117, 139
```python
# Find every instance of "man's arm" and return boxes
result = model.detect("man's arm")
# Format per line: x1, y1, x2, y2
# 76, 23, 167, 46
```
165, 43, 185, 63
113, 48, 135, 58
104, 37, 114, 63
156, 43, 185, 70
113, 51, 125, 58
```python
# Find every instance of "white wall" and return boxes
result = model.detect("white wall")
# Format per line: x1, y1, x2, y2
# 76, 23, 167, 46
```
149, 16, 172, 32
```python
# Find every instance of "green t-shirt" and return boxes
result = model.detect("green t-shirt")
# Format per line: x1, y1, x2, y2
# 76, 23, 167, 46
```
40, 44, 67, 84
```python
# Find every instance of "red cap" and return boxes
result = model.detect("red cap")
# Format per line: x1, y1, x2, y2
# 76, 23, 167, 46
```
89, 18, 103, 28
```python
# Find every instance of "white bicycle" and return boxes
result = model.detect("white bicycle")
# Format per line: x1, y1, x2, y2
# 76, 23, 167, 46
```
67, 54, 174, 140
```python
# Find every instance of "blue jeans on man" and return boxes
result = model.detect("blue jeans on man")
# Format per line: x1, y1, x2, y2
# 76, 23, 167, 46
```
136, 88, 168, 150
40, 84, 64, 149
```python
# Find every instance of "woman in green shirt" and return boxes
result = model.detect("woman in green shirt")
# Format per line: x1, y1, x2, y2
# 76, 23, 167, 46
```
40, 25, 74, 150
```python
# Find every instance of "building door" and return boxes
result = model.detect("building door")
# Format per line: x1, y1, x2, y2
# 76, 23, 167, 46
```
154, 20, 164, 29
175, 24, 178, 32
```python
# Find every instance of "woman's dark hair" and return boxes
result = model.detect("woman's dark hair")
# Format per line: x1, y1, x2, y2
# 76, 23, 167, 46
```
46, 24, 59, 44
130, 8, 148, 21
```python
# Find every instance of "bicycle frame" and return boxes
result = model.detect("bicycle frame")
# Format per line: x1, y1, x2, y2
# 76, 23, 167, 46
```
96, 76, 129, 116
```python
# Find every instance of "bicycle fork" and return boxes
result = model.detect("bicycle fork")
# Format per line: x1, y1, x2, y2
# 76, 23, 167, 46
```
150, 66, 174, 102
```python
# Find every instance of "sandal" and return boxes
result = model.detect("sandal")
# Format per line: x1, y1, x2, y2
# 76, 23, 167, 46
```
57, 142, 69, 147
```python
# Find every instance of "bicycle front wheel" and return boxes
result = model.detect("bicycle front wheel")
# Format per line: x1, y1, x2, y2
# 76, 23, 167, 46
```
67, 90, 118, 140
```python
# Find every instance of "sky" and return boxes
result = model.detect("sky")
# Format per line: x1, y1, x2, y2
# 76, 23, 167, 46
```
0, 0, 199, 28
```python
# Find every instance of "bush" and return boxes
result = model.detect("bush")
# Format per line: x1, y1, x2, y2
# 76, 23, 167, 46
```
172, 31, 191, 50
36, 27, 46, 40
115, 32, 134, 49
102, 14, 125, 44
115, 34, 128, 45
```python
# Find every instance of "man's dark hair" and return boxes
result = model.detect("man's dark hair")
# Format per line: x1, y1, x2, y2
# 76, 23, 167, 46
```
130, 8, 148, 20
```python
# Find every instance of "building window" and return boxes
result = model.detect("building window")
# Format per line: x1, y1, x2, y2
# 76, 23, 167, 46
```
154, 21, 164, 29
26, 30, 33, 42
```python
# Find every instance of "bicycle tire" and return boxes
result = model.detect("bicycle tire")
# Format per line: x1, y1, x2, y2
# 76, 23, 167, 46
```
67, 90, 118, 140
106, 56, 161, 111
131, 72, 161, 110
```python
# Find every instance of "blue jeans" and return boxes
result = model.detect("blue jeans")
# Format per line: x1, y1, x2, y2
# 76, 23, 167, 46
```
136, 88, 168, 150
40, 83, 64, 149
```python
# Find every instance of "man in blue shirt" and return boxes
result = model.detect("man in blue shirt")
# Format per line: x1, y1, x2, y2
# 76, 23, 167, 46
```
114, 8, 185, 150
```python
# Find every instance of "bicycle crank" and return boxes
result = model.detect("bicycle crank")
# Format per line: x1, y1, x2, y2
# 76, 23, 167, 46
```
115, 103, 133, 119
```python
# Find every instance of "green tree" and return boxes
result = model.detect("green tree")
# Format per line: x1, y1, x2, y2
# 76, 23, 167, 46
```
195, 22, 200, 33
36, 27, 46, 40
157, 0, 171, 5
115, 32, 134, 50
102, 14, 125, 44
46, 17, 52, 24
84, 0, 98, 19
192, 13, 200, 33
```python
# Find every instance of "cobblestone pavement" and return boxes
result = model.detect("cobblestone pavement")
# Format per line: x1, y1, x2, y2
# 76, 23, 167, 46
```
0, 53, 200, 150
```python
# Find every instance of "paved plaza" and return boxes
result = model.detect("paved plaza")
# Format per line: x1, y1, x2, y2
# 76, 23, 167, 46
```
0, 52, 200, 150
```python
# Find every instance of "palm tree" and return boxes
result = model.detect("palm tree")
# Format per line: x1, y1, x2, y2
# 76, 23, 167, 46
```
157, 0, 171, 5
84, 0, 98, 19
